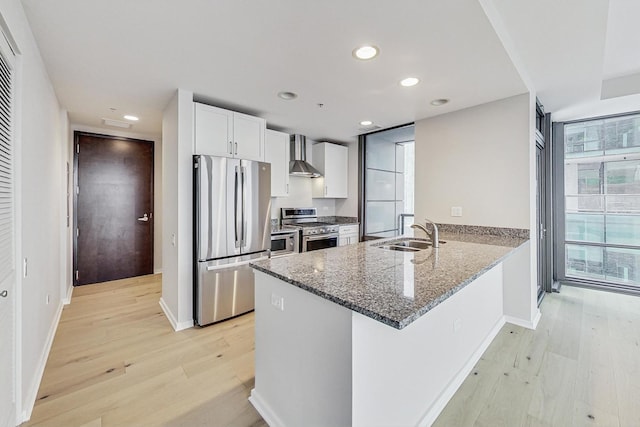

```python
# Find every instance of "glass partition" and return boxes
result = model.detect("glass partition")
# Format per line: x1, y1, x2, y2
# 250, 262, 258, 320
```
362, 125, 415, 239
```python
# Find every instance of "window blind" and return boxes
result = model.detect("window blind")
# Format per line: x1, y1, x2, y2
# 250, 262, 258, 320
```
0, 44, 13, 284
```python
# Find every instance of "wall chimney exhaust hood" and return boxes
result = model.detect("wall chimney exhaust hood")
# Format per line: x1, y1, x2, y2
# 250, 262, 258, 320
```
290, 134, 322, 178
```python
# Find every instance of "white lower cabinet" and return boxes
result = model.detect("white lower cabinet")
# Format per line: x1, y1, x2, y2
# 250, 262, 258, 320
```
265, 129, 289, 197
338, 224, 359, 246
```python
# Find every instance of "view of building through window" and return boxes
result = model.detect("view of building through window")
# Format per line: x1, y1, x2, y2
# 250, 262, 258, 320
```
564, 113, 640, 288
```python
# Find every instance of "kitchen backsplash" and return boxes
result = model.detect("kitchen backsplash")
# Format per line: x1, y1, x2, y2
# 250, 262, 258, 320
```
270, 175, 336, 219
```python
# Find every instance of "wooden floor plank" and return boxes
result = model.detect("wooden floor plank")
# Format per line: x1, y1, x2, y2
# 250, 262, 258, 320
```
23, 275, 640, 427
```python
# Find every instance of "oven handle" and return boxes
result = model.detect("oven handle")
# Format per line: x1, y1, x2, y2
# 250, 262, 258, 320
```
303, 233, 339, 242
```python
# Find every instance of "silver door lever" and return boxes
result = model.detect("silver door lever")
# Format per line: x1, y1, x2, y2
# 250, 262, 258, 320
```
137, 213, 149, 222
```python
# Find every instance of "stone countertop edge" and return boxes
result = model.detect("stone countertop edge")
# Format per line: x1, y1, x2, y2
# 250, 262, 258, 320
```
251, 236, 529, 330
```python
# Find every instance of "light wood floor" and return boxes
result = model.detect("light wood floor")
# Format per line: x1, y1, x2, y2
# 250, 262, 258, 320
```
24, 275, 640, 427
435, 285, 640, 427
24, 274, 266, 427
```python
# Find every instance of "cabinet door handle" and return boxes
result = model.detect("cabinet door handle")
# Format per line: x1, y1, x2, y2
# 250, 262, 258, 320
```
325, 185, 328, 196
229, 141, 233, 155
235, 142, 238, 155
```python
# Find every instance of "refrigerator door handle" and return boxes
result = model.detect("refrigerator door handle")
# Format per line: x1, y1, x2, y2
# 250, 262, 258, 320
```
206, 255, 269, 271
241, 166, 247, 247
234, 165, 241, 248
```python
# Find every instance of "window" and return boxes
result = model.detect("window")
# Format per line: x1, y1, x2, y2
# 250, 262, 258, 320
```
361, 125, 415, 239
557, 113, 640, 291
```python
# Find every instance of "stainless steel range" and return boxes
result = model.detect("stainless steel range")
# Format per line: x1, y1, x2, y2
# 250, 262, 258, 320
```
281, 207, 339, 252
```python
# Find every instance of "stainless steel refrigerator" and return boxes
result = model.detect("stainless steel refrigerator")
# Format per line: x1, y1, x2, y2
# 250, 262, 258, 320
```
193, 155, 271, 326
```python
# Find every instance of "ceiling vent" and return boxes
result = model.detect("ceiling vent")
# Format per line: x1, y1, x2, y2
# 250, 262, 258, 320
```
102, 118, 132, 129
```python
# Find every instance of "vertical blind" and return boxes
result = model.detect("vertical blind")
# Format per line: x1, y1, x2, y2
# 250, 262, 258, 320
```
0, 42, 13, 284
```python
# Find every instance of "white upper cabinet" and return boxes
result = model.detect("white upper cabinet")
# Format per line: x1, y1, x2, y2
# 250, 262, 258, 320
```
265, 129, 289, 197
312, 142, 348, 198
194, 103, 265, 161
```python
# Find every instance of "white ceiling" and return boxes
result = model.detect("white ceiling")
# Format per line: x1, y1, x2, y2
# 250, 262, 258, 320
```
486, 0, 640, 113
19, 0, 638, 141
19, 0, 527, 142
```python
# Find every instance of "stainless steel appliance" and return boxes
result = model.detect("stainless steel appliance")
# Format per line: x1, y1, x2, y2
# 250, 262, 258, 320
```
270, 229, 298, 257
193, 155, 271, 326
289, 135, 322, 177
281, 207, 339, 252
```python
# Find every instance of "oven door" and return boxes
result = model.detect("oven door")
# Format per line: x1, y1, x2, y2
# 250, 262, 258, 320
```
271, 232, 297, 257
303, 233, 339, 252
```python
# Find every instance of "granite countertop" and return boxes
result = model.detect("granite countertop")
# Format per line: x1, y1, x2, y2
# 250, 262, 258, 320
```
251, 231, 528, 330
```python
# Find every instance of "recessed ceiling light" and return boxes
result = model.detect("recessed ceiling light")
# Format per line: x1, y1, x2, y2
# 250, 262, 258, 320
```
278, 91, 298, 100
123, 115, 139, 121
360, 120, 373, 126
353, 45, 379, 60
430, 98, 449, 106
400, 77, 420, 87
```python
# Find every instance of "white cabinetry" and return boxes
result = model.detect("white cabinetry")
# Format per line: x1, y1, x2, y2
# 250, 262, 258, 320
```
338, 224, 359, 246
312, 142, 348, 198
194, 103, 265, 161
265, 129, 289, 197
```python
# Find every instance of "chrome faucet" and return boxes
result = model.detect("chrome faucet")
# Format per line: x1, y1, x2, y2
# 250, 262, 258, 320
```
411, 219, 439, 248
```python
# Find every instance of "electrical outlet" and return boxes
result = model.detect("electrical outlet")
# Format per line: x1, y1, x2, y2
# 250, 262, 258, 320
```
454, 318, 462, 332
451, 207, 463, 217
271, 293, 284, 311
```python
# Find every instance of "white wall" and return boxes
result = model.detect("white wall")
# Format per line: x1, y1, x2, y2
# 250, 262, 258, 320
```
552, 93, 640, 122
414, 93, 531, 228
0, 0, 66, 422
270, 176, 335, 219
414, 93, 539, 327
70, 124, 163, 274
160, 89, 194, 330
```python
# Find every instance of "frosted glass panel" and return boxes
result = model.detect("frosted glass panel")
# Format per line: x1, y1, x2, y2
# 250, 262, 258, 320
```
364, 126, 415, 239
366, 169, 396, 200
395, 144, 405, 173
366, 201, 396, 234
366, 138, 396, 171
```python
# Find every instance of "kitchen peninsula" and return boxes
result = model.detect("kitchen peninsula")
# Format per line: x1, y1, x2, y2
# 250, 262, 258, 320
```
250, 229, 529, 427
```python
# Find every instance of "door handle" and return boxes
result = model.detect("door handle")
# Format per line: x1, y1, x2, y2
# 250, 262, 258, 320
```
0, 290, 7, 298
137, 213, 149, 222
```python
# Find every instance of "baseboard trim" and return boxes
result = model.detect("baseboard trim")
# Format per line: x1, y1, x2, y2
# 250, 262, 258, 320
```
62, 283, 73, 305
505, 308, 541, 330
158, 298, 193, 331
417, 315, 506, 427
153, 268, 162, 275
21, 300, 65, 422
249, 388, 286, 427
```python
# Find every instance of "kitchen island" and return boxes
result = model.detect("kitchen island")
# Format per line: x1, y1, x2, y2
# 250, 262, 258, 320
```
249, 230, 529, 426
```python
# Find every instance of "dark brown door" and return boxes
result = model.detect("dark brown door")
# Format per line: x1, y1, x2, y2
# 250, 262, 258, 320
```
74, 132, 154, 285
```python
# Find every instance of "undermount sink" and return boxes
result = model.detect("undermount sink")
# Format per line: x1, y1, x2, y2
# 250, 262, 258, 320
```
377, 245, 422, 252
375, 238, 445, 252
392, 240, 431, 250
